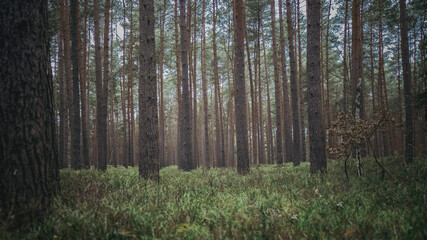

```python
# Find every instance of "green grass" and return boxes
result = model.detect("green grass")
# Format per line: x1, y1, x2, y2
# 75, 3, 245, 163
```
3, 157, 426, 239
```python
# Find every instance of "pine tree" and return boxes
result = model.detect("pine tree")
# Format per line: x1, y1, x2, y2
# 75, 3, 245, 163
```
234, 0, 250, 174
307, 0, 327, 173
0, 0, 58, 227
139, 0, 160, 180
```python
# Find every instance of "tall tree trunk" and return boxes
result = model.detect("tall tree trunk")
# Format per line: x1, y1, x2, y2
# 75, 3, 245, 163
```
296, 0, 306, 162
128, 2, 135, 167
234, 0, 250, 174
70, 0, 81, 170
179, 0, 193, 170
139, 0, 159, 180
159, 0, 167, 168
350, 0, 363, 176
201, 0, 210, 168
63, 0, 72, 168
226, 24, 235, 168
324, 0, 332, 158
261, 22, 274, 164
279, 0, 292, 164
399, 0, 414, 164
243, 4, 258, 165
256, 13, 265, 164
80, 0, 90, 168
369, 21, 379, 156
343, 0, 349, 112
257, 53, 265, 165
212, 0, 225, 167
121, 0, 128, 167
192, 0, 198, 168
58, 1, 67, 169
97, 0, 110, 170
109, 7, 116, 167
94, 0, 103, 169
187, 0, 193, 168
269, 0, 283, 165
0, 0, 58, 227
377, 0, 388, 157
397, 35, 403, 155
286, 0, 302, 166
174, 0, 182, 166
307, 0, 326, 173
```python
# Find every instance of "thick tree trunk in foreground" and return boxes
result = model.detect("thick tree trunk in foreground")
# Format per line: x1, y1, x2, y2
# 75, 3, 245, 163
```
139, 0, 159, 180
234, 0, 250, 174
0, 0, 58, 227
307, 0, 326, 174
399, 0, 414, 164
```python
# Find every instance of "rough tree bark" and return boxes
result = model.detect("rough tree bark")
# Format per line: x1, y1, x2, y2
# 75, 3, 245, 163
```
307, 0, 327, 173
179, 0, 193, 170
234, 0, 250, 174
139, 0, 159, 180
0, 0, 58, 227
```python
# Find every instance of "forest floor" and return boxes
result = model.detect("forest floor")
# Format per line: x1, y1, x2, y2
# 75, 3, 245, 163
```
3, 156, 426, 239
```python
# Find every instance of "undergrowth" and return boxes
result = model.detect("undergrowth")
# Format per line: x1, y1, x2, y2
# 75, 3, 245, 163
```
2, 157, 426, 239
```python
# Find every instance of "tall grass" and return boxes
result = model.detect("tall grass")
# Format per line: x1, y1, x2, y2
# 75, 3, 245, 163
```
3, 157, 426, 239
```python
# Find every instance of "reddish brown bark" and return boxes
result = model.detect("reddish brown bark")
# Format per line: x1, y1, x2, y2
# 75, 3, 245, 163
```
234, 0, 250, 174
286, 0, 302, 166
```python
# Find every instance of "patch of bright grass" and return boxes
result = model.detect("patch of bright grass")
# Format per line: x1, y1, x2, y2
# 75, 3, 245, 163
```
2, 157, 426, 239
